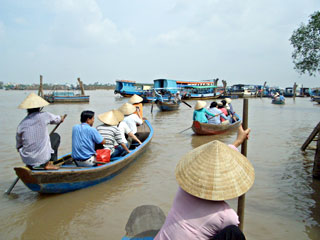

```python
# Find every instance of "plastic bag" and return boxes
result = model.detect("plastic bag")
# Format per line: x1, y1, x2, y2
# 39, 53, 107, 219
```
96, 149, 111, 166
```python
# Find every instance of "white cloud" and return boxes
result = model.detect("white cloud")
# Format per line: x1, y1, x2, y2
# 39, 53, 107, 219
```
49, 0, 135, 47
154, 27, 201, 46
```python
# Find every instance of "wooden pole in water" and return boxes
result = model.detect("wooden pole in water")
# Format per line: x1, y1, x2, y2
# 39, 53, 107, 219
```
38, 75, 44, 97
313, 132, 320, 178
237, 98, 248, 231
78, 77, 85, 96
293, 82, 297, 99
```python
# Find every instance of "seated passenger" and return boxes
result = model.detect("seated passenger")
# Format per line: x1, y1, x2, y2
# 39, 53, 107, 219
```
117, 113, 142, 149
225, 98, 238, 123
193, 100, 217, 123
206, 101, 228, 125
96, 110, 131, 158
218, 101, 230, 124
129, 94, 144, 119
173, 92, 181, 104
119, 103, 143, 134
155, 125, 253, 240
72, 110, 106, 167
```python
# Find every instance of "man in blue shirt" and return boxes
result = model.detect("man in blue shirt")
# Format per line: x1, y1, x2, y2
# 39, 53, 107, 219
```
72, 110, 106, 167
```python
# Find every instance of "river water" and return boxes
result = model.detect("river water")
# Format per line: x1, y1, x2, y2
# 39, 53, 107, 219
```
0, 90, 319, 240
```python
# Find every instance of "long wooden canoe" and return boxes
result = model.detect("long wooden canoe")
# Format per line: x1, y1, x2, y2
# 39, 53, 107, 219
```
156, 100, 180, 111
14, 120, 154, 194
191, 117, 241, 135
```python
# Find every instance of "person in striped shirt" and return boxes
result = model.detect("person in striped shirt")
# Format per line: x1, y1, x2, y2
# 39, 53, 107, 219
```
96, 110, 131, 159
16, 93, 65, 170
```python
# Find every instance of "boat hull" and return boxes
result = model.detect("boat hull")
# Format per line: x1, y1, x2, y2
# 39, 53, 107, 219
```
271, 99, 285, 104
191, 119, 241, 135
44, 95, 90, 103
14, 120, 153, 194
156, 101, 180, 111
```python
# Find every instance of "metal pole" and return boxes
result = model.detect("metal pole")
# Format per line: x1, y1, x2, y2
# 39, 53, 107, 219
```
237, 98, 248, 231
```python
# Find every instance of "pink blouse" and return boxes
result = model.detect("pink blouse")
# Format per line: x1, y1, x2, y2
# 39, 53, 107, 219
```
155, 145, 240, 240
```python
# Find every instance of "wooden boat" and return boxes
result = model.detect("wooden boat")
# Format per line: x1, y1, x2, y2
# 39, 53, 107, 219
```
14, 120, 153, 194
42, 78, 90, 103
271, 98, 285, 104
114, 80, 153, 97
44, 92, 90, 103
311, 96, 320, 104
191, 116, 241, 135
156, 100, 180, 111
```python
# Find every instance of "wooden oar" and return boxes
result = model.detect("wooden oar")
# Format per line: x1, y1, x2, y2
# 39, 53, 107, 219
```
178, 126, 192, 134
5, 114, 67, 195
182, 100, 192, 108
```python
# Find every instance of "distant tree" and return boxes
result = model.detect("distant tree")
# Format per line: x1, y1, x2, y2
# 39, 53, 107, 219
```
289, 11, 320, 76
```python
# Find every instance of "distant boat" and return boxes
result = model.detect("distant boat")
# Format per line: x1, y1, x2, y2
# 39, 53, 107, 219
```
114, 80, 153, 97
156, 100, 180, 111
44, 91, 90, 103
311, 96, 320, 104
41, 77, 90, 103
284, 87, 294, 97
228, 84, 257, 98
271, 98, 285, 104
14, 120, 153, 194
192, 116, 241, 135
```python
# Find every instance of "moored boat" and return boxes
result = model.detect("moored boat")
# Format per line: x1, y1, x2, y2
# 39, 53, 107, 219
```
191, 117, 241, 135
14, 120, 153, 194
156, 100, 180, 111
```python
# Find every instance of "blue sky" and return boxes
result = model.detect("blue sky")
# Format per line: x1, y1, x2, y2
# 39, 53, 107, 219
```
0, 0, 319, 88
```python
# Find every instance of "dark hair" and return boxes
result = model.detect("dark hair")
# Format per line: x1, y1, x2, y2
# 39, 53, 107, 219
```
221, 100, 227, 106
81, 110, 95, 123
27, 108, 41, 114
210, 102, 218, 108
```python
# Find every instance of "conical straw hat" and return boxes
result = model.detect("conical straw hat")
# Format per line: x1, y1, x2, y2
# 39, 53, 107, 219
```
129, 94, 143, 104
194, 100, 206, 110
118, 103, 136, 115
98, 110, 124, 126
175, 140, 255, 201
18, 93, 49, 109
225, 98, 232, 104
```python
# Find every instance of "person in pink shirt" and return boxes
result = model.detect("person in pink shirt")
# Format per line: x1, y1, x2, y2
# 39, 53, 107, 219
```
155, 125, 254, 240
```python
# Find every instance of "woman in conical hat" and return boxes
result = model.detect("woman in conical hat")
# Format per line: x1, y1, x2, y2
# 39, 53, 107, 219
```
119, 103, 143, 135
193, 100, 218, 123
16, 93, 65, 170
129, 94, 143, 119
155, 125, 254, 240
96, 110, 131, 158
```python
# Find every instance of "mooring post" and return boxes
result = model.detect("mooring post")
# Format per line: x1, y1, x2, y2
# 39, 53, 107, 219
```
237, 98, 248, 231
313, 132, 320, 178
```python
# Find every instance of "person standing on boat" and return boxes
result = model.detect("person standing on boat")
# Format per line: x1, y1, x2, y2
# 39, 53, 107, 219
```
129, 94, 143, 119
154, 126, 254, 240
193, 100, 217, 123
72, 110, 106, 167
173, 91, 181, 104
96, 110, 131, 158
206, 102, 228, 125
16, 93, 65, 170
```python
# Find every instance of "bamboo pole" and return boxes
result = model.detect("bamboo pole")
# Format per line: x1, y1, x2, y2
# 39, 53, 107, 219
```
293, 82, 297, 99
301, 121, 320, 151
237, 98, 248, 231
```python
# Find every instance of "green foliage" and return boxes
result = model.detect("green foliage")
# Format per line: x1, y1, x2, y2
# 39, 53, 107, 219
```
290, 11, 320, 76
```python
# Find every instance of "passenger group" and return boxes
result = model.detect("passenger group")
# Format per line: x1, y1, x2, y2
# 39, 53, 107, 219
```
16, 93, 145, 169
193, 98, 238, 125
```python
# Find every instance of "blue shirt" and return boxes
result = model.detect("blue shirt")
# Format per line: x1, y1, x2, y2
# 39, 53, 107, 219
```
72, 123, 104, 160
193, 108, 215, 123
206, 108, 227, 124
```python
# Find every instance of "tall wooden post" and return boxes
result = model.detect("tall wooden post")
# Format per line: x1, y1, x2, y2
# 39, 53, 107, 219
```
38, 75, 44, 97
261, 81, 266, 98
237, 98, 248, 231
213, 78, 219, 95
222, 80, 227, 96
293, 82, 297, 99
77, 78, 85, 96
313, 133, 320, 178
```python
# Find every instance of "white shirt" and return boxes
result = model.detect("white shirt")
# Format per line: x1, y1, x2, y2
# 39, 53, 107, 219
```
123, 114, 143, 134
117, 121, 132, 144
